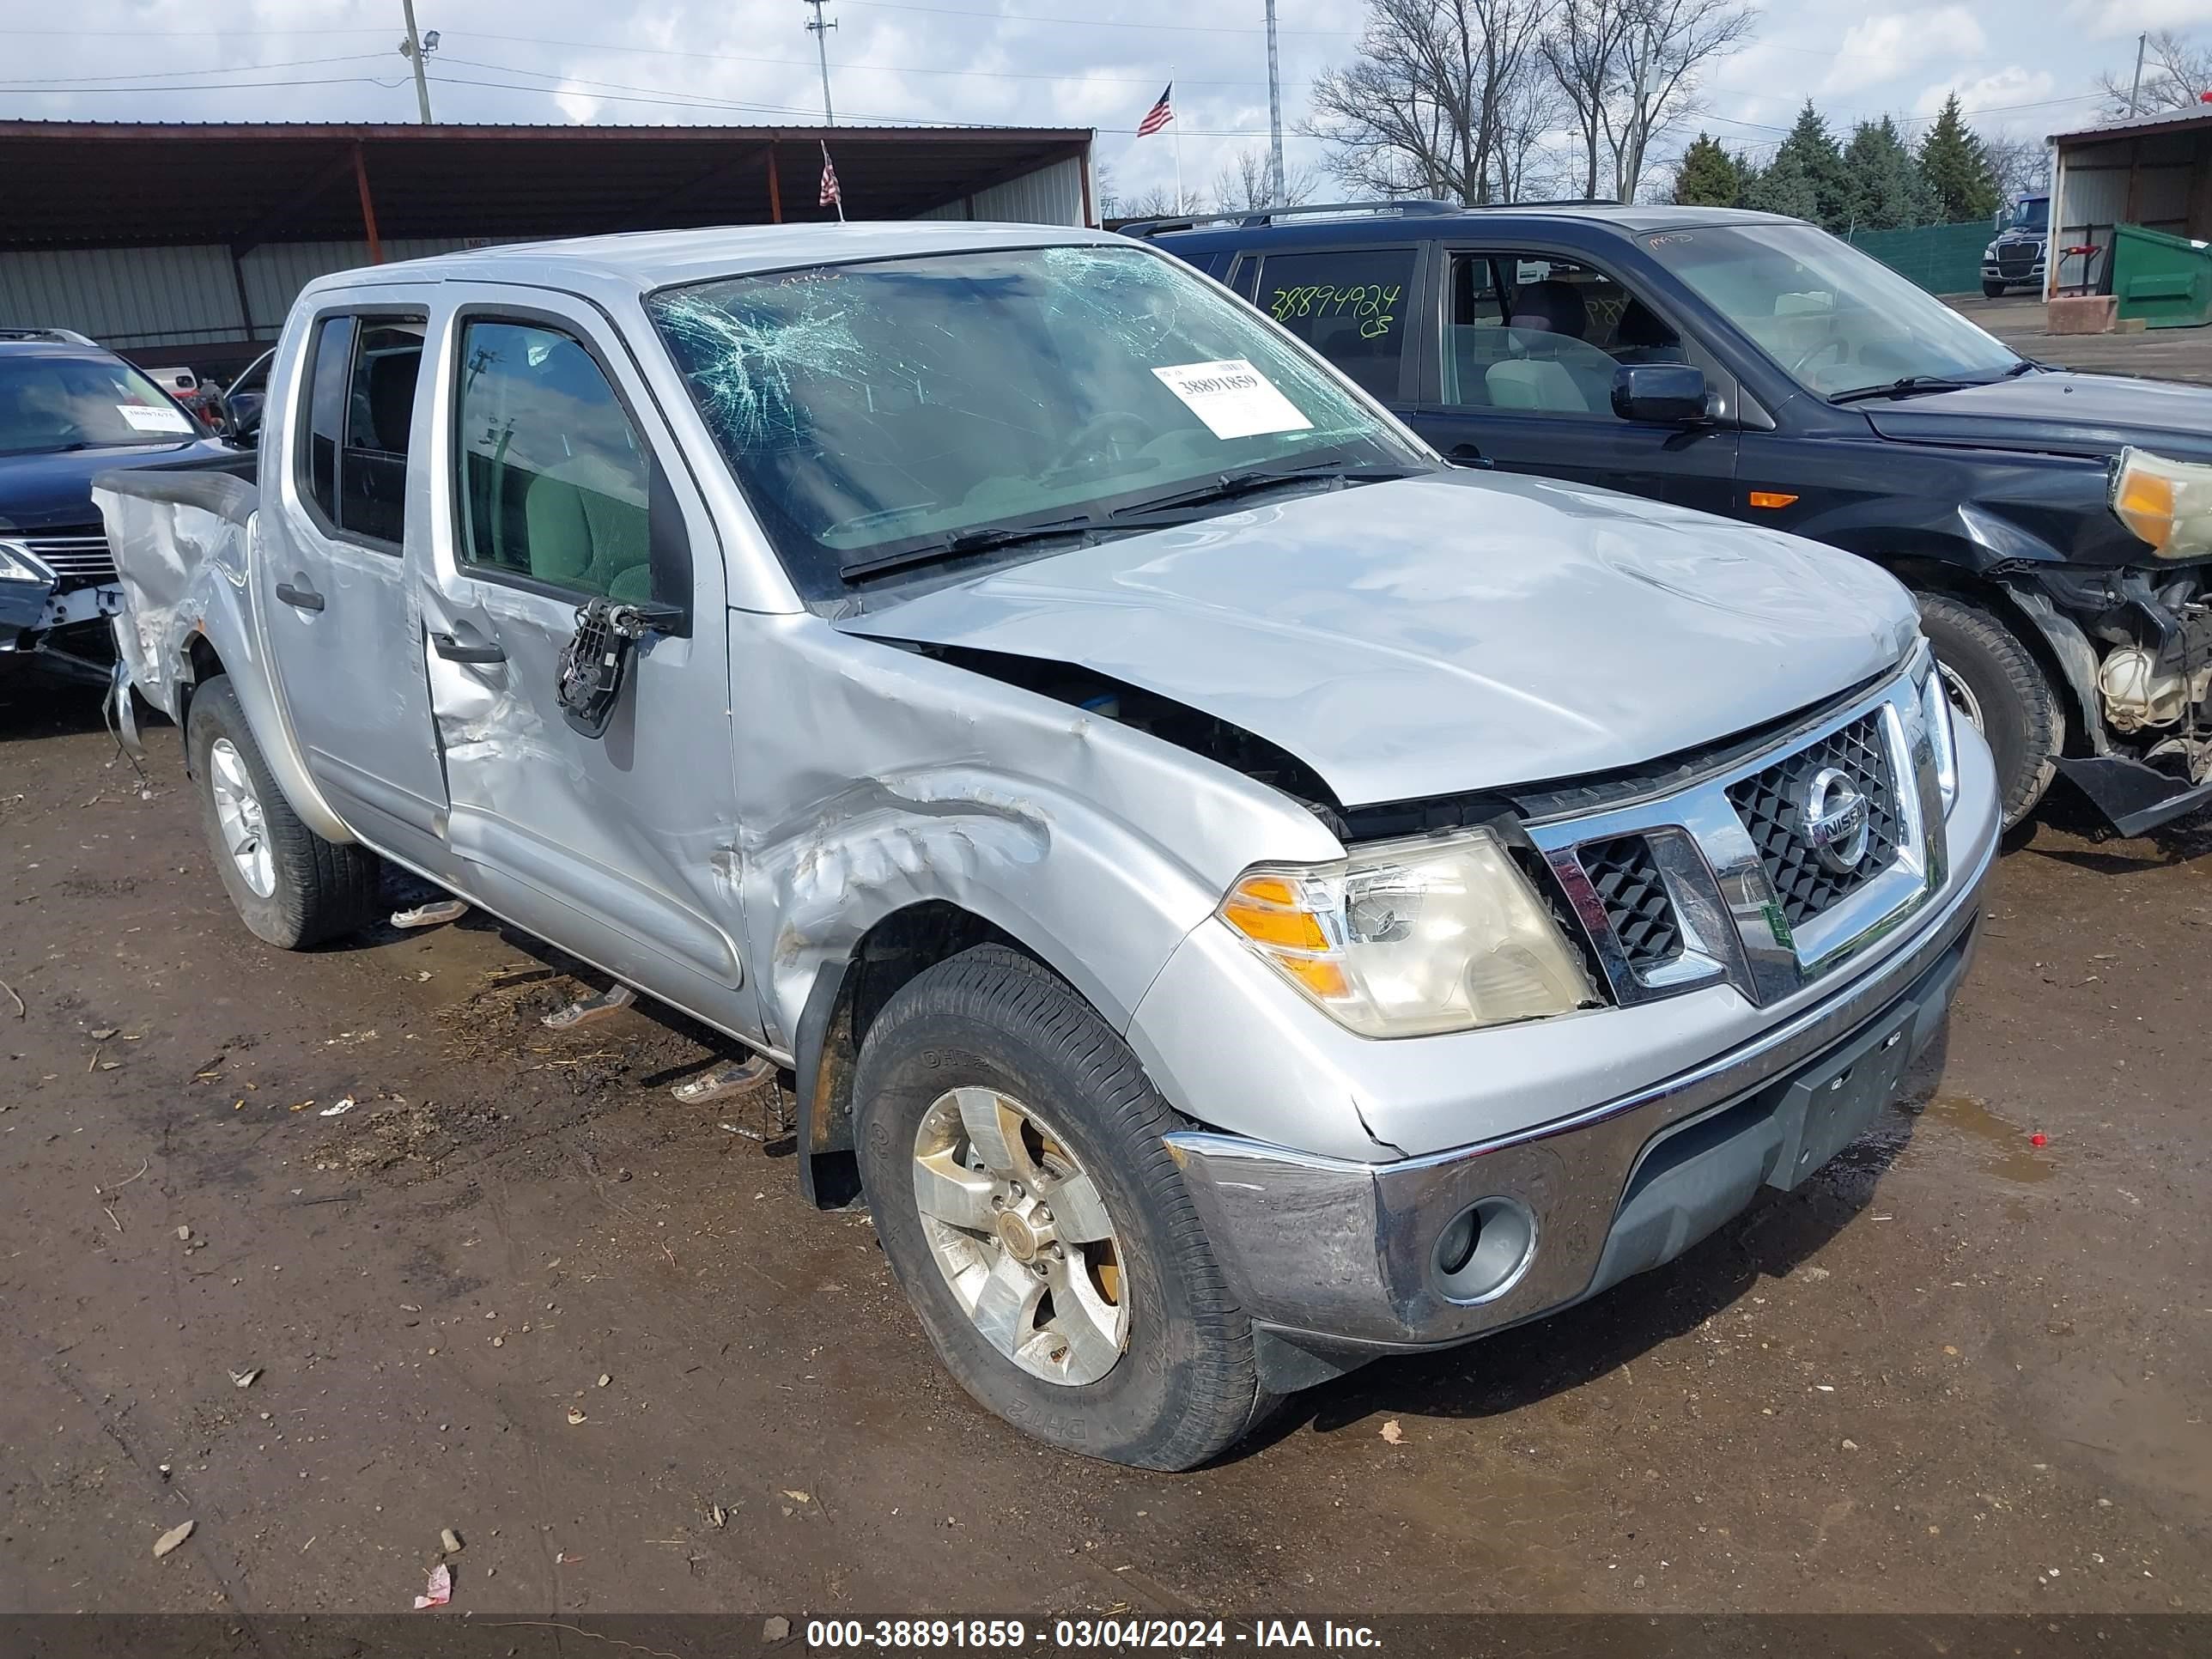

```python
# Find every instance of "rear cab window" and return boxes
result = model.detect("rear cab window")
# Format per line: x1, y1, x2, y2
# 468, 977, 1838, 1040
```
297, 312, 427, 550
1250, 246, 1418, 402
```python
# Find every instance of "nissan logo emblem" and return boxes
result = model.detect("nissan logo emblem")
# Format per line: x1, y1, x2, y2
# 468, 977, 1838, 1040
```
1797, 766, 1870, 875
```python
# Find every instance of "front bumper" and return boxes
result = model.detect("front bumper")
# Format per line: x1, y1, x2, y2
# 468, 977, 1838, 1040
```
1166, 853, 1988, 1376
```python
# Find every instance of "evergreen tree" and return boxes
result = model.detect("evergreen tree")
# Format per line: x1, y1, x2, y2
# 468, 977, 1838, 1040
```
1674, 133, 1742, 206
1764, 101, 1851, 232
1843, 117, 1937, 231
1742, 149, 1818, 222
1917, 94, 2002, 223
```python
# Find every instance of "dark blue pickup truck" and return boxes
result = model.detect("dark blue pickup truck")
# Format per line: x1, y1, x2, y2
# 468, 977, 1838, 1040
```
1139, 201, 2212, 836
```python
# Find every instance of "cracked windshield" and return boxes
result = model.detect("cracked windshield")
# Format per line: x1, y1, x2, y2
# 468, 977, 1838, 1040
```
648, 243, 1426, 597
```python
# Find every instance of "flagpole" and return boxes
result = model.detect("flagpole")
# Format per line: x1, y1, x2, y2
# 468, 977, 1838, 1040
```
1171, 66, 1183, 213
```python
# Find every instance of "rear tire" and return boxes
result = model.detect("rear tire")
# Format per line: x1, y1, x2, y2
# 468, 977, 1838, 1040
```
1915, 592, 2063, 829
853, 945, 1273, 1470
186, 675, 382, 948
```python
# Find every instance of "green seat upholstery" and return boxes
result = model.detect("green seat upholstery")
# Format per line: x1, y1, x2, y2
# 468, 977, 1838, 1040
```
524, 460, 652, 603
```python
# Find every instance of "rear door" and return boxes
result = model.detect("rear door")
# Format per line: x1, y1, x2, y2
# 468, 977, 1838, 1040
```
259, 301, 451, 862
1240, 243, 1425, 412
1410, 246, 1741, 514
413, 293, 753, 1028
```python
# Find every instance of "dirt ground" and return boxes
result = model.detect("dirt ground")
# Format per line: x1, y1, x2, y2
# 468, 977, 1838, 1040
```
1948, 293, 2212, 385
2, 680, 2208, 1622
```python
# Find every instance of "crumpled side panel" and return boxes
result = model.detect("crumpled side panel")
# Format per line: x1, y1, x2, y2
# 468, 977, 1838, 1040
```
729, 611, 1346, 1054
93, 485, 255, 723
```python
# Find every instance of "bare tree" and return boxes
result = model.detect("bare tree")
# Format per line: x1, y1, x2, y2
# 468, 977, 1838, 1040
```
1210, 145, 1323, 212
1304, 0, 1558, 205
1600, 0, 1758, 204
1984, 134, 2049, 204
1106, 184, 1183, 222
1540, 0, 1632, 199
2095, 29, 2212, 116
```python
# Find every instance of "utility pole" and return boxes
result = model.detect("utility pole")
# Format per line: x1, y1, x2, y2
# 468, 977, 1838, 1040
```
1264, 0, 1285, 206
398, 0, 435, 125
804, 0, 837, 125
2128, 30, 2148, 116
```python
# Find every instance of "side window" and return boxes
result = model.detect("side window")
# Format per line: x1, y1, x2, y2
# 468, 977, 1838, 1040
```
454, 319, 653, 603
303, 315, 353, 524
1443, 252, 1683, 416
298, 313, 425, 547
1252, 247, 1416, 400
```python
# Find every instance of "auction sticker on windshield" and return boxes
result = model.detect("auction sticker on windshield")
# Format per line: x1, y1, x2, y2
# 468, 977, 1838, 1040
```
118, 404, 193, 434
1152, 359, 1313, 441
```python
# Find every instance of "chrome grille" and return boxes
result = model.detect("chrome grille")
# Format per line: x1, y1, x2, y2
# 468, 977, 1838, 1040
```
1579, 835, 1681, 969
1726, 711, 1903, 929
20, 532, 116, 583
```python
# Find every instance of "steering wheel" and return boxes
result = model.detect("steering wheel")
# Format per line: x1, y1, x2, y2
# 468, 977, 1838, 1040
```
1045, 409, 1154, 475
1786, 336, 1850, 378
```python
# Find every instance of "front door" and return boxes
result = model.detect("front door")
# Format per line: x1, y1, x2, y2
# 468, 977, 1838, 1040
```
1410, 249, 1741, 515
414, 298, 753, 1030
258, 304, 451, 863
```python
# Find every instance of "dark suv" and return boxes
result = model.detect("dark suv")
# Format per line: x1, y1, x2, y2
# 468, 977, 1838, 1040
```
1139, 202, 2212, 836
1, 329, 234, 684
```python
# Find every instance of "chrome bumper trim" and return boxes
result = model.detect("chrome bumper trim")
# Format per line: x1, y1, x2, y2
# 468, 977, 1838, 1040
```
1164, 834, 1992, 1351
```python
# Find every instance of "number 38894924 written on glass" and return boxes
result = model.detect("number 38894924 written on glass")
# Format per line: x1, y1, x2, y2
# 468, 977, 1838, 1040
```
1267, 283, 1401, 339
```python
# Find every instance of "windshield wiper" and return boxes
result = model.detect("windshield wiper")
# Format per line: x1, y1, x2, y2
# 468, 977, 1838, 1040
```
838, 514, 1097, 581
1108, 460, 1413, 521
1828, 375, 1981, 404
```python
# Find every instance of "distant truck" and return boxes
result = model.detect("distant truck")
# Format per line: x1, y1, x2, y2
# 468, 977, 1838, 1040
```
96, 224, 1997, 1469
1983, 194, 2049, 297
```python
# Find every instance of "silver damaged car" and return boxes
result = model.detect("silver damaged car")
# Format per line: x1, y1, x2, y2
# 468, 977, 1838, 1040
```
94, 222, 2002, 1468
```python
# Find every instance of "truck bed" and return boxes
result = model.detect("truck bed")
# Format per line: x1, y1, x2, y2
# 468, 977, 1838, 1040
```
93, 458, 260, 725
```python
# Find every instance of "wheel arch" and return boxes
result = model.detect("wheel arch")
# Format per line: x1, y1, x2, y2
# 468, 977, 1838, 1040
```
793, 900, 1044, 1210
1860, 551, 2093, 758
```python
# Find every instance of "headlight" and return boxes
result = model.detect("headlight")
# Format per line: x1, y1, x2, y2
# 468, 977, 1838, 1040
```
1911, 638, 1960, 817
1984, 243, 1999, 259
1218, 828, 1601, 1037
2112, 446, 2212, 559
0, 538, 55, 583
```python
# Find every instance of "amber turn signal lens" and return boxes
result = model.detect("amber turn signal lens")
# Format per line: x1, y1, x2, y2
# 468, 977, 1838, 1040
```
1747, 490, 1798, 510
2114, 468, 2176, 550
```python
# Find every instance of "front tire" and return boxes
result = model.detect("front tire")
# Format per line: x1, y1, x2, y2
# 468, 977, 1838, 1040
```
853, 945, 1272, 1470
1982, 280, 2007, 298
1915, 592, 2063, 828
186, 675, 382, 948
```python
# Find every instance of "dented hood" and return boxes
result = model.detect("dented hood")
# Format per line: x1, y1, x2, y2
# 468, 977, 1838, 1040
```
840, 471, 1918, 808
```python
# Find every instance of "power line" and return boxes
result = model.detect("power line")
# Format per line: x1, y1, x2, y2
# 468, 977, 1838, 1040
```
833, 0, 1356, 37
437, 30, 1267, 88
0, 52, 390, 88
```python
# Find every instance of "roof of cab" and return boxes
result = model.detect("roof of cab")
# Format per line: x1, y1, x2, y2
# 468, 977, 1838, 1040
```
1137, 202, 1797, 255
303, 220, 1128, 302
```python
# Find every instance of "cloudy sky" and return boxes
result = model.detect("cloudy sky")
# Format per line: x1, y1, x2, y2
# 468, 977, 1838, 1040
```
0, 0, 2200, 207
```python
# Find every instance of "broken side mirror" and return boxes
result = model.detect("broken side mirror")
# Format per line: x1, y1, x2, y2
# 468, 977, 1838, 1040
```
554, 598, 684, 738
1611, 363, 1711, 426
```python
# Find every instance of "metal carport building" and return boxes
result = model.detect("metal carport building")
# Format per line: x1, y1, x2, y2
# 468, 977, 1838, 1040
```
0, 120, 1095, 376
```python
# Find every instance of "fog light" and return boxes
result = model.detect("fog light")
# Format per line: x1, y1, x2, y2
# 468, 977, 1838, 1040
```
1431, 1197, 1537, 1304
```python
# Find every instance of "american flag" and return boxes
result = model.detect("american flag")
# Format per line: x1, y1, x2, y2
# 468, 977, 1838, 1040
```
818, 142, 842, 211
1136, 83, 1173, 138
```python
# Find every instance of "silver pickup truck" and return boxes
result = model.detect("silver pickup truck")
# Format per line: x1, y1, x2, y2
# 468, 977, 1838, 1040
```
97, 222, 2001, 1470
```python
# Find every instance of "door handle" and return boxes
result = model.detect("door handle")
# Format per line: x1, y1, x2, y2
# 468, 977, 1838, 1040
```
1448, 443, 1494, 469
274, 580, 325, 612
431, 630, 506, 665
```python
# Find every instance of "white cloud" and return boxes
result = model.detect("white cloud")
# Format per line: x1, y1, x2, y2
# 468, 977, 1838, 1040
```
1914, 65, 2060, 118
2065, 0, 2212, 36
1823, 9, 1990, 95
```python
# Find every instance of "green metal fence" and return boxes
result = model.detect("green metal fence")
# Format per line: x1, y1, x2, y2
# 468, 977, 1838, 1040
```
1843, 221, 1994, 298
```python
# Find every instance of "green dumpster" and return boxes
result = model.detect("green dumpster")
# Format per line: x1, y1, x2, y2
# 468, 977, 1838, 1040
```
2112, 223, 2212, 330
